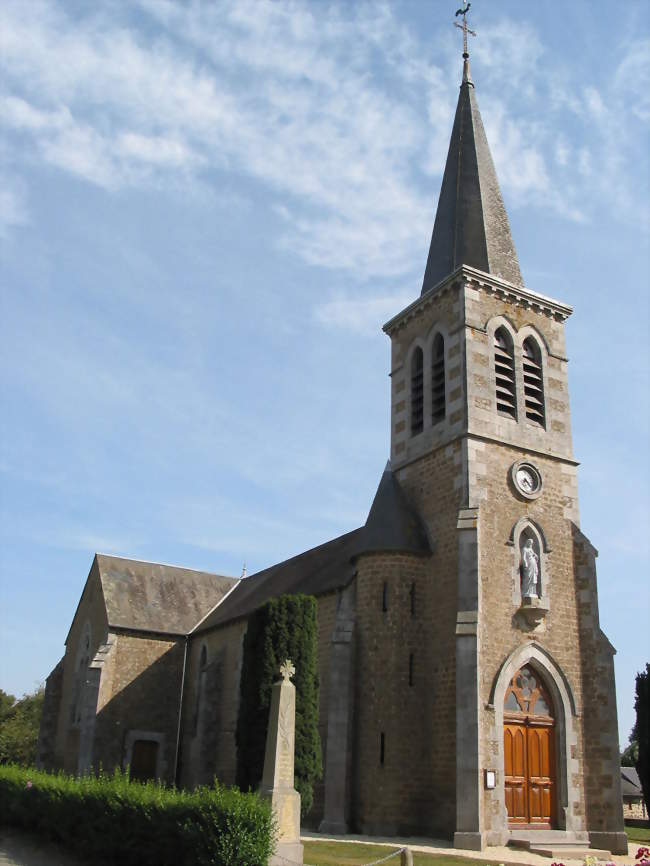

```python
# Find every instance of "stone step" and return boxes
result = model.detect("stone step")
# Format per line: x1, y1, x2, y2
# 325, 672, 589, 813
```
509, 832, 590, 848
528, 845, 612, 860
527, 847, 612, 860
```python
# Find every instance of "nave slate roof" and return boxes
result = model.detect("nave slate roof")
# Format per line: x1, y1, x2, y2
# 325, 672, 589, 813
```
194, 465, 430, 634
66, 554, 238, 641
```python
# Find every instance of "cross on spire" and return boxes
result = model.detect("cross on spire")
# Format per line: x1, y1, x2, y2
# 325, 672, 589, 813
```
454, 1, 476, 59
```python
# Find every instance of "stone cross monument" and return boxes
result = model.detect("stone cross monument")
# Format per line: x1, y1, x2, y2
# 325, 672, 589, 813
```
260, 659, 303, 866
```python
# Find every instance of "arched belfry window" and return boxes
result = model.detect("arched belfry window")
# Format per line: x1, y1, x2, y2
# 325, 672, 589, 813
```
411, 347, 424, 435
431, 334, 445, 424
523, 338, 545, 426
494, 328, 517, 419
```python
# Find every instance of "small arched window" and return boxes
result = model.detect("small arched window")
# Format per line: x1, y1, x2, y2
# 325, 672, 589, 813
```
523, 338, 545, 426
431, 334, 445, 424
411, 347, 424, 435
494, 328, 517, 419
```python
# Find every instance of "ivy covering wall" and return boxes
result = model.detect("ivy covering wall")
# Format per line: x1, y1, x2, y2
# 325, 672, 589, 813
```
236, 594, 322, 817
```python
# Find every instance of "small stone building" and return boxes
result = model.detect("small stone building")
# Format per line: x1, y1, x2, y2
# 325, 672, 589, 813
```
38, 52, 627, 853
621, 768, 647, 820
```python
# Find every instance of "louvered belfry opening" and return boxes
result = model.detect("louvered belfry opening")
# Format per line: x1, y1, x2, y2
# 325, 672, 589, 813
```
494, 328, 517, 418
431, 334, 445, 424
523, 338, 545, 426
411, 347, 424, 435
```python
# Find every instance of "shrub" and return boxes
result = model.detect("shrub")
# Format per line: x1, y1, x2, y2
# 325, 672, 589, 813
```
0, 764, 274, 866
236, 594, 322, 817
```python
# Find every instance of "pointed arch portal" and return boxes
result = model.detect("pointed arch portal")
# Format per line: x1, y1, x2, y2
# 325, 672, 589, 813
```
503, 665, 556, 828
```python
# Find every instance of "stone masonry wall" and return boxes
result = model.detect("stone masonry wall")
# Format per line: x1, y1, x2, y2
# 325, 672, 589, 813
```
573, 527, 626, 850
37, 658, 64, 770
180, 619, 247, 789
473, 443, 586, 836
396, 439, 465, 836
53, 560, 109, 772
389, 280, 465, 471
93, 632, 184, 784
462, 277, 624, 848
181, 591, 337, 827
353, 547, 456, 837
463, 278, 573, 461
386, 276, 471, 836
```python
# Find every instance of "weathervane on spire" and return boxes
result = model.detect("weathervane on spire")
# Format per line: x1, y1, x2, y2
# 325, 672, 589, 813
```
454, 1, 476, 59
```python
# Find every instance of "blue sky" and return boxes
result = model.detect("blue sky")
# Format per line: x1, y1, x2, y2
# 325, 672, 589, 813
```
1, 0, 648, 749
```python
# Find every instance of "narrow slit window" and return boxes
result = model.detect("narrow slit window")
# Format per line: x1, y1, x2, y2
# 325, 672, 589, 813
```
431, 334, 445, 424
409, 653, 414, 687
382, 582, 388, 613
522, 338, 545, 426
380, 732, 385, 765
409, 581, 416, 617
493, 328, 517, 419
411, 347, 424, 435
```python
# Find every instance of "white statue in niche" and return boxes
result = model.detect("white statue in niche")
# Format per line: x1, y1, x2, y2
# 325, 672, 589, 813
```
521, 537, 540, 599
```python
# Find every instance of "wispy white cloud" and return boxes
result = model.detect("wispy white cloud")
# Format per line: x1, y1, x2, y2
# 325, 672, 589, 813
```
0, 173, 28, 237
314, 291, 412, 337
0, 1, 647, 270
614, 39, 650, 123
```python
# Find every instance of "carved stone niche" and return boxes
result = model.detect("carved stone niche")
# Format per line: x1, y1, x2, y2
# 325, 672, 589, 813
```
508, 519, 551, 632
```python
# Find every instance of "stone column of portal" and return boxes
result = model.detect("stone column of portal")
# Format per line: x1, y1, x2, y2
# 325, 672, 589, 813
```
260, 660, 303, 866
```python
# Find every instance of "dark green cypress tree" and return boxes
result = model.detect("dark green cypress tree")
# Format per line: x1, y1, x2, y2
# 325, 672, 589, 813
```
633, 663, 649, 811
235, 594, 322, 817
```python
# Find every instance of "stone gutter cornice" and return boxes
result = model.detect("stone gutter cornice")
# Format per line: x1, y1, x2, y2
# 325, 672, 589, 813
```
383, 265, 573, 336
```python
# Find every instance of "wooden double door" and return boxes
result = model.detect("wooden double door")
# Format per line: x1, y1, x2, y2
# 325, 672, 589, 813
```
504, 666, 556, 828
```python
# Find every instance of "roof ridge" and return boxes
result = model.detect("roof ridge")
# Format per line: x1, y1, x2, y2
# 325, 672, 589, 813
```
96, 551, 236, 578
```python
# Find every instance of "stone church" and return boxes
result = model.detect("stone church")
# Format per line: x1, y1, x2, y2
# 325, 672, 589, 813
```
37, 45, 627, 854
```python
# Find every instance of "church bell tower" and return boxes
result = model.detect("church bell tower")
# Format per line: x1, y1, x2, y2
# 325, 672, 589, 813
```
378, 12, 626, 853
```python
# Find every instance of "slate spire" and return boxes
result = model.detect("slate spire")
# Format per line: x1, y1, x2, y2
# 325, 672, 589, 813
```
421, 53, 523, 294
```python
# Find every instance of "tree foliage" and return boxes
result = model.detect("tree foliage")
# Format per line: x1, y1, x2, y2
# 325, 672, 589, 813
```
236, 594, 322, 817
0, 689, 16, 721
621, 738, 639, 768
0, 687, 44, 766
632, 663, 649, 809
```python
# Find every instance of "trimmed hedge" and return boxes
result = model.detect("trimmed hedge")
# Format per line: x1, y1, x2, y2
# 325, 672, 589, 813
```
0, 764, 274, 866
236, 594, 321, 817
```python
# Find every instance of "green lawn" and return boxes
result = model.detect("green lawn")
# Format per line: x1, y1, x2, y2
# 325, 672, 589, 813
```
626, 824, 650, 844
302, 840, 485, 866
